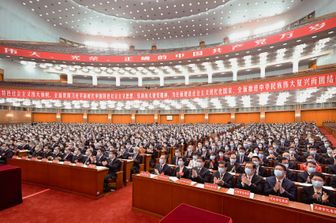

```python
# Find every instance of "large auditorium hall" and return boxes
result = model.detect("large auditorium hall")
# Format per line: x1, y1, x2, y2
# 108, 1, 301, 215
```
0, 0, 336, 222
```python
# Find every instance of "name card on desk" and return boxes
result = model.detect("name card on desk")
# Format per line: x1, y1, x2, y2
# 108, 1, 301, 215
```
32, 157, 38, 160
139, 171, 151, 177
64, 161, 71, 165
42, 158, 48, 162
312, 204, 336, 215
52, 159, 59, 163
176, 178, 193, 185
156, 175, 170, 181
233, 188, 251, 198
12, 155, 18, 159
269, 195, 289, 205
76, 162, 83, 167
21, 156, 27, 159
204, 183, 219, 191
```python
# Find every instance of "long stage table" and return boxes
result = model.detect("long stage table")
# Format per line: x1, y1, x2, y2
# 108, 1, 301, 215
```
8, 157, 108, 198
132, 175, 336, 223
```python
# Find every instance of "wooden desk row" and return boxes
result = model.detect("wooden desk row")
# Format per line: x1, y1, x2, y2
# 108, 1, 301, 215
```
10, 153, 152, 190
132, 175, 336, 223
8, 157, 108, 198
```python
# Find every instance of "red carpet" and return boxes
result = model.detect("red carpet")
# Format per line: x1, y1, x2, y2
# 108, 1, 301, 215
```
160, 204, 233, 223
319, 127, 336, 146
0, 183, 159, 223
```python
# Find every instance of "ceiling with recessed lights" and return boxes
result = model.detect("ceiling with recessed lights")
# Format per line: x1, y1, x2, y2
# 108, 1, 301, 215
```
13, 0, 330, 48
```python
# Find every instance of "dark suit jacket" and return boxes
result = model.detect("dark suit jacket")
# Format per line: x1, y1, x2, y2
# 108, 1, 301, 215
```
81, 155, 94, 165
107, 158, 122, 179
71, 154, 83, 163
175, 166, 190, 179
52, 152, 63, 160
297, 171, 310, 183
256, 166, 268, 177
62, 153, 73, 162
95, 155, 105, 166
227, 163, 244, 174
206, 160, 219, 170
132, 154, 143, 173
302, 186, 336, 207
286, 170, 297, 182
0, 149, 14, 160
330, 176, 336, 188
191, 167, 211, 183
42, 151, 53, 159
264, 176, 296, 200
327, 164, 336, 174
154, 163, 172, 176
288, 161, 298, 170
31, 150, 44, 158
213, 171, 233, 188
321, 156, 334, 165
237, 155, 250, 164
237, 174, 264, 195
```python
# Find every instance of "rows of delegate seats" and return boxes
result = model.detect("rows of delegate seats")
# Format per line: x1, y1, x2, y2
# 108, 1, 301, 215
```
0, 122, 335, 206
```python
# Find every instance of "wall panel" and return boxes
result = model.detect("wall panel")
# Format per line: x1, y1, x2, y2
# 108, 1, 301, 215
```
184, 114, 205, 123
135, 115, 155, 124
301, 109, 336, 126
61, 113, 83, 123
208, 114, 231, 124
112, 114, 131, 124
235, 113, 260, 124
88, 114, 109, 123
265, 111, 295, 123
0, 110, 31, 123
32, 113, 56, 123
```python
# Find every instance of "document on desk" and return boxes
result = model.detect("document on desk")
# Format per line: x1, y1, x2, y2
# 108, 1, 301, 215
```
195, 183, 204, 189
226, 188, 255, 199
169, 176, 179, 182
149, 174, 157, 178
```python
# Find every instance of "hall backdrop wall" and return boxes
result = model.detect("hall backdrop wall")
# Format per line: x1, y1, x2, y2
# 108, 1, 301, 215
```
24, 108, 336, 126
0, 110, 31, 123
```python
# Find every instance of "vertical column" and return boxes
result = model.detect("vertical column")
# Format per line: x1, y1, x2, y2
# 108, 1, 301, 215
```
260, 110, 265, 123
116, 76, 121, 87
180, 113, 185, 123
138, 76, 143, 87
67, 73, 73, 84
108, 113, 112, 123
185, 75, 189, 85
204, 113, 209, 123
208, 73, 213, 84
92, 75, 98, 86
131, 113, 136, 124
83, 112, 88, 123
230, 112, 236, 123
56, 110, 61, 122
260, 65, 266, 78
292, 59, 299, 73
232, 69, 238, 81
160, 76, 164, 87
295, 106, 301, 122
154, 113, 159, 123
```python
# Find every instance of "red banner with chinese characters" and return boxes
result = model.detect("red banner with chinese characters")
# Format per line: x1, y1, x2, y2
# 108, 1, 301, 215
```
0, 16, 335, 64
0, 73, 335, 101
